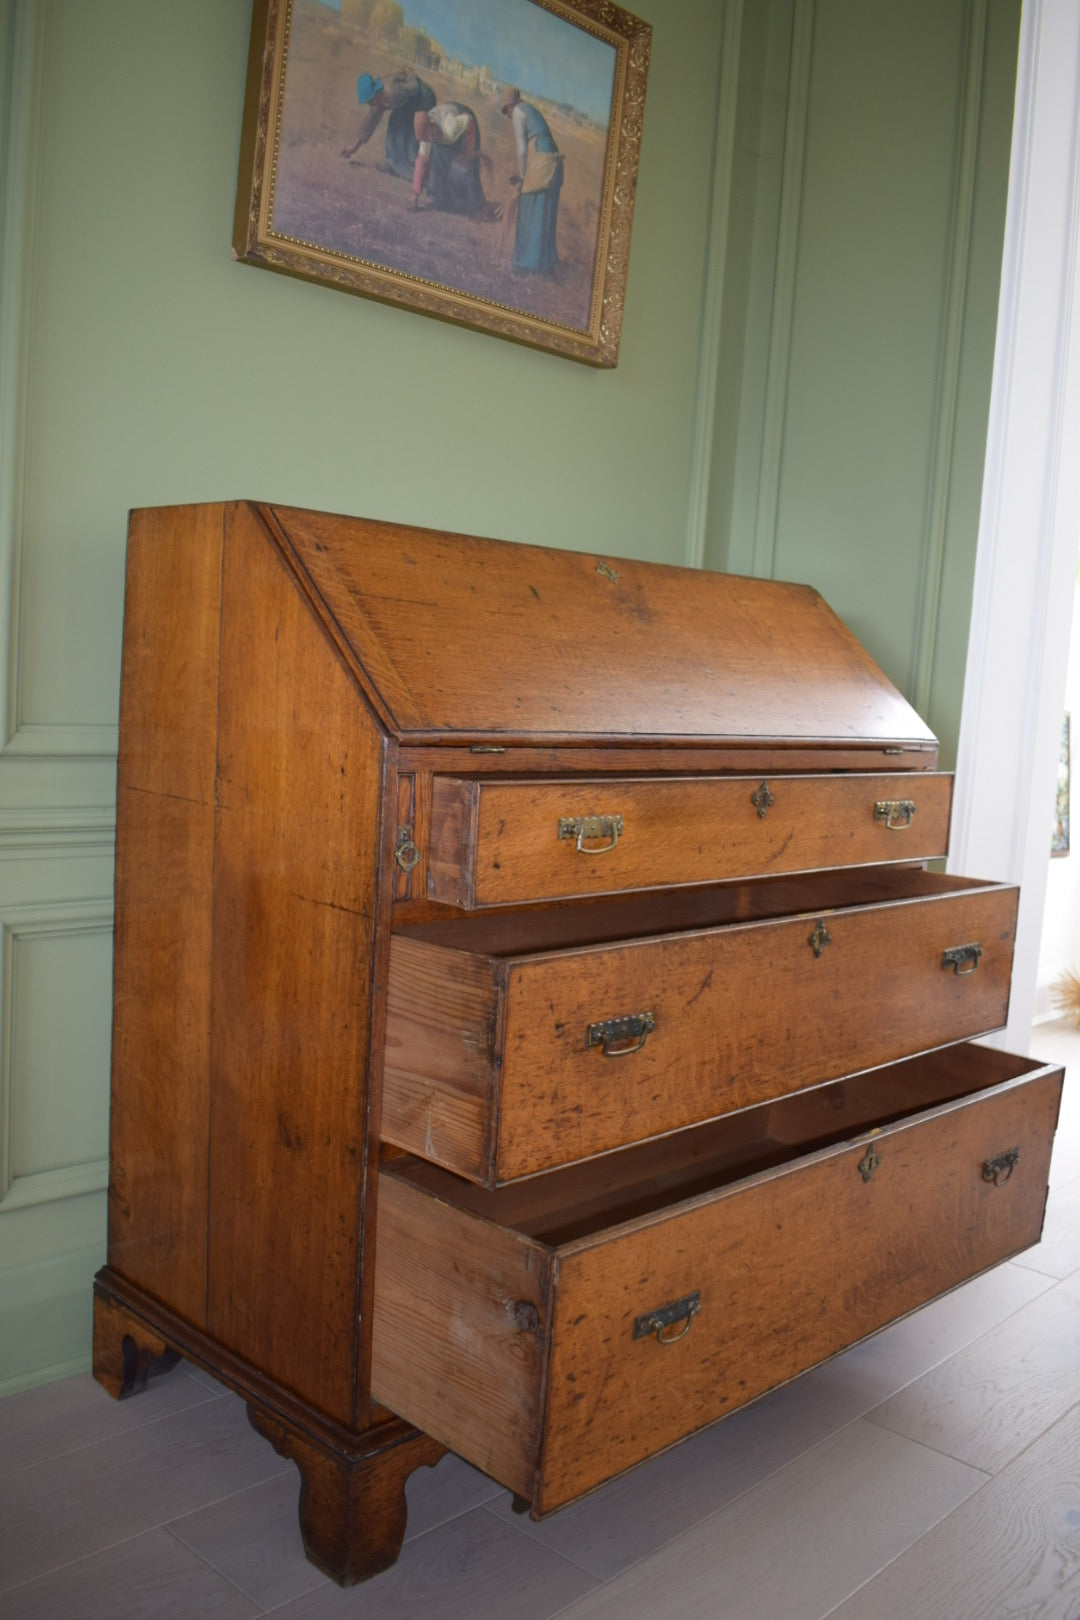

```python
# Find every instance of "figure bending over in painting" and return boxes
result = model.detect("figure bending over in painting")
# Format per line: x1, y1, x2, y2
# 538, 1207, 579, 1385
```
409, 105, 498, 220
500, 88, 563, 275
341, 70, 435, 179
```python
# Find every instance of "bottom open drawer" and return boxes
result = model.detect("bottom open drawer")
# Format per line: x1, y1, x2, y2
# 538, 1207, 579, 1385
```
371, 1043, 1062, 1516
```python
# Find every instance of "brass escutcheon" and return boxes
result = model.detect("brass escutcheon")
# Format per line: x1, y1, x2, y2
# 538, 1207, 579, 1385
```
809, 918, 832, 957
858, 1143, 881, 1183
982, 1146, 1020, 1187
751, 780, 775, 819
874, 799, 917, 830
633, 1291, 701, 1345
942, 943, 983, 976
558, 813, 624, 855
586, 1011, 656, 1057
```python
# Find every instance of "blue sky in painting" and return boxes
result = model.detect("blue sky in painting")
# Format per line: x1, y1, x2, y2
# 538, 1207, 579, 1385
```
322, 0, 615, 124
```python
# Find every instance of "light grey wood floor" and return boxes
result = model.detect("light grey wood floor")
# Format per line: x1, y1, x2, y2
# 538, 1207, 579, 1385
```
2, 1023, 1078, 1619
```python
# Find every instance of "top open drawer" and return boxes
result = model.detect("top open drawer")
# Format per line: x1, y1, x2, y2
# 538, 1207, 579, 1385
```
426, 771, 953, 908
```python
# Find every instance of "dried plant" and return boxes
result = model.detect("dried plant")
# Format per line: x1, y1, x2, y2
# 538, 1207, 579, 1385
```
1051, 967, 1080, 1026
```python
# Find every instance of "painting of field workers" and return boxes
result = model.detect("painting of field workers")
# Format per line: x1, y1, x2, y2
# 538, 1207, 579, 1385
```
269, 0, 621, 335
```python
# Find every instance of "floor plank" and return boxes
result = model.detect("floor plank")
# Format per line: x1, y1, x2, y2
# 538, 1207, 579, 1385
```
0, 1392, 288, 1593
867, 1271, 1080, 1473
263, 1507, 598, 1620
826, 1403, 1080, 1619
545, 1421, 986, 1620
0, 1526, 260, 1620
168, 1451, 502, 1611
0, 1367, 221, 1475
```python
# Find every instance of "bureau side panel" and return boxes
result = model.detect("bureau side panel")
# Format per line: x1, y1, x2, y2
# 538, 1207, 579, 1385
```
207, 505, 384, 1426
108, 504, 225, 1323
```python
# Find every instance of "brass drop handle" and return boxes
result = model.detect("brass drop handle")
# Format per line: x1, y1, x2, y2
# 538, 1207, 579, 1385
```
874, 799, 917, 830
942, 943, 983, 976
394, 826, 421, 873
633, 1291, 701, 1345
558, 813, 624, 855
982, 1146, 1020, 1186
586, 1011, 656, 1057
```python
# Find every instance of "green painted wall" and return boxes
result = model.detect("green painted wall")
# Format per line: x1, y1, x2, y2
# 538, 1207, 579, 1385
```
706, 0, 1020, 768
0, 0, 1019, 1393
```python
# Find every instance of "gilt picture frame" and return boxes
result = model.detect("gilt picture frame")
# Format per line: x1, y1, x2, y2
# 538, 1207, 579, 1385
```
233, 0, 651, 366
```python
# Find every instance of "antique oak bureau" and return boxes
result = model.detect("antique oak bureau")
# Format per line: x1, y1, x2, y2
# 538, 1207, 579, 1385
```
93, 501, 1062, 1585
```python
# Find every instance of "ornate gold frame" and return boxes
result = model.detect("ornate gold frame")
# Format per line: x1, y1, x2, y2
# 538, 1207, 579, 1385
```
233, 0, 651, 366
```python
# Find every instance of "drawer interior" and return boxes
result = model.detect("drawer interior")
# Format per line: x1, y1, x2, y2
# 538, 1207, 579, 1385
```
381, 1043, 1049, 1245
398, 865, 998, 956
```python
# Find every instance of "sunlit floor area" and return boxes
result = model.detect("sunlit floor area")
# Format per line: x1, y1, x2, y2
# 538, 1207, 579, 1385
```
2, 1022, 1079, 1620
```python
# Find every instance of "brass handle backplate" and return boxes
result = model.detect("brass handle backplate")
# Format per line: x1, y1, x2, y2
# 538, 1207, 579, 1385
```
982, 1146, 1020, 1186
874, 799, 917, 830
558, 813, 624, 855
942, 943, 983, 976
809, 918, 832, 958
633, 1291, 701, 1345
586, 1011, 656, 1057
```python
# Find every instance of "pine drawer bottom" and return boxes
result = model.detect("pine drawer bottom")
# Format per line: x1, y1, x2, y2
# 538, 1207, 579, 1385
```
372, 1044, 1062, 1515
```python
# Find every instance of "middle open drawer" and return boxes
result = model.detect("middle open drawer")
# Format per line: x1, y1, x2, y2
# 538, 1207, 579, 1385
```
381, 867, 1018, 1185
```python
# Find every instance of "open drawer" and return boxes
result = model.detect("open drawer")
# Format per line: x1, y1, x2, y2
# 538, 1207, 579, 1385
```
425, 771, 953, 907
382, 866, 1018, 1184
372, 1044, 1062, 1517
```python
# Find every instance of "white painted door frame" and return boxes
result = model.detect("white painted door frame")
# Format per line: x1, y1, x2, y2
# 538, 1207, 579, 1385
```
950, 0, 1080, 1046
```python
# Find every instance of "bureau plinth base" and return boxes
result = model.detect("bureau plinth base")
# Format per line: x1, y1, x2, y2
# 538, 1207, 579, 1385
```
247, 1405, 445, 1585
91, 1270, 446, 1587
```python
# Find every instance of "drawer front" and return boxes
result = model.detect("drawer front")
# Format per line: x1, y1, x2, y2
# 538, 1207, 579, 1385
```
427, 772, 953, 907
382, 880, 1018, 1183
371, 1054, 1061, 1515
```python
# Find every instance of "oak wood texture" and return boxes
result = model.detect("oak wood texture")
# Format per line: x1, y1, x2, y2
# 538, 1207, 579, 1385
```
426, 772, 954, 907
108, 503, 224, 1324
247, 1406, 445, 1587
382, 870, 1018, 1183
261, 504, 938, 748
100, 500, 1050, 1588
90, 1271, 445, 1588
372, 1053, 1062, 1515
205, 502, 385, 1427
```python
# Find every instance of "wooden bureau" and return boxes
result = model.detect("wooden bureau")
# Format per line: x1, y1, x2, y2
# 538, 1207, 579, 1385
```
93, 501, 1062, 1584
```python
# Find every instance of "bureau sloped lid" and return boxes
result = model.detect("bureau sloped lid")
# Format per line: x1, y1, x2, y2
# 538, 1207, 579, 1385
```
260, 503, 937, 748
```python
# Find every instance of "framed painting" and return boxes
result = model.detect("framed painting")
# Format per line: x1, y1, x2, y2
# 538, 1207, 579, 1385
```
233, 0, 652, 366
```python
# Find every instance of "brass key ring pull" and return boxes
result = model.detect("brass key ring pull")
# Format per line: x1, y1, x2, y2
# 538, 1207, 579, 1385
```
558, 814, 624, 855
874, 799, 916, 830
633, 1291, 701, 1345
982, 1146, 1019, 1186
586, 1012, 656, 1057
942, 943, 982, 976
394, 826, 421, 873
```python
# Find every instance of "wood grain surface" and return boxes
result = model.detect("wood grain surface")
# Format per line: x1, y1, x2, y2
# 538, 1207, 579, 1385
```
426, 772, 954, 907
383, 875, 1017, 1182
373, 1060, 1061, 1513
264, 504, 938, 747
108, 504, 225, 1322
205, 503, 383, 1425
